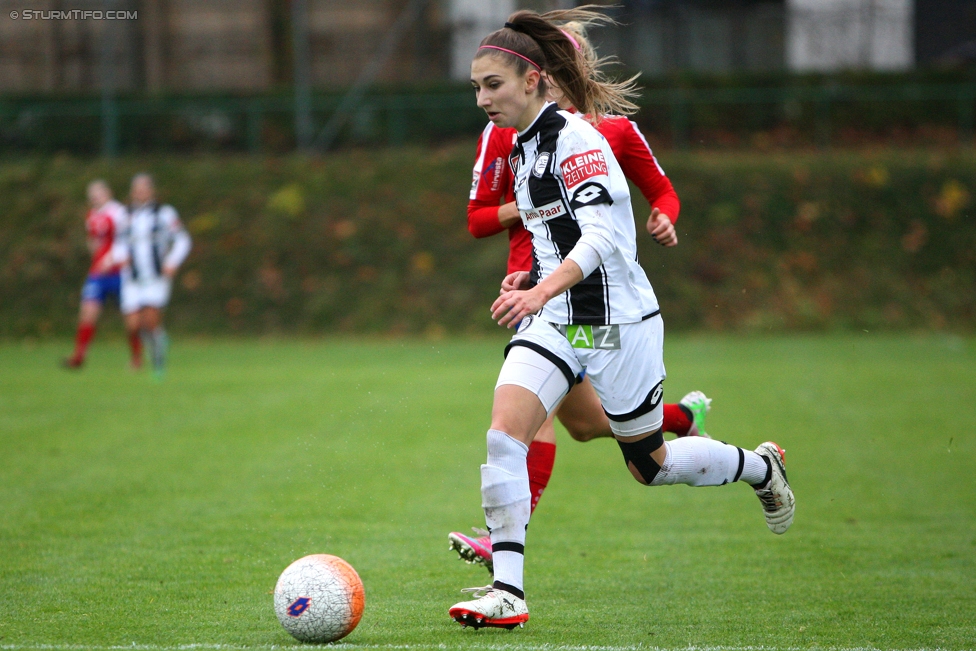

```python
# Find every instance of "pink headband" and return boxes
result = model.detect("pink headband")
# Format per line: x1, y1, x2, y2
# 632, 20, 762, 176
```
560, 29, 581, 51
478, 45, 542, 71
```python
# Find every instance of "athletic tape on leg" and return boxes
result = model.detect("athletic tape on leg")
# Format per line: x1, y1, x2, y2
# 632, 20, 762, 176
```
616, 430, 664, 485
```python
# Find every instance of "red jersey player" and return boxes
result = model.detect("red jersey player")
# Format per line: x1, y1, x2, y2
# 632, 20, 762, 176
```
449, 26, 714, 574
63, 180, 128, 369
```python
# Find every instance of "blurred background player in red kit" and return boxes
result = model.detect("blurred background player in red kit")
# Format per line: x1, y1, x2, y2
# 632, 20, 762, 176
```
449, 20, 713, 573
63, 180, 129, 369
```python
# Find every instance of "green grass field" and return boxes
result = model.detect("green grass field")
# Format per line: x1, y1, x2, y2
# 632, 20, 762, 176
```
1, 335, 974, 650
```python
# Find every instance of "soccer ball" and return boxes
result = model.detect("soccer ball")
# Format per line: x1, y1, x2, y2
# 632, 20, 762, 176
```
273, 554, 365, 643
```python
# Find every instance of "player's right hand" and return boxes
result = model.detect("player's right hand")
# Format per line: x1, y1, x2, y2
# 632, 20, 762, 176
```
501, 271, 531, 293
647, 208, 678, 247
492, 288, 545, 328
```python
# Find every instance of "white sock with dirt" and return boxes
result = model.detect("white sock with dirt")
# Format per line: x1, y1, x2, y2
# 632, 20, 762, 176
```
481, 428, 530, 600
650, 436, 769, 487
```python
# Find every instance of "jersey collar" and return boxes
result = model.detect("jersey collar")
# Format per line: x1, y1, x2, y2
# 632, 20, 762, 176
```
517, 102, 558, 144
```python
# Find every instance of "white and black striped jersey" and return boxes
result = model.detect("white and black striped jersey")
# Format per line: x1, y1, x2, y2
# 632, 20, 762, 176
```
511, 103, 659, 325
114, 202, 192, 283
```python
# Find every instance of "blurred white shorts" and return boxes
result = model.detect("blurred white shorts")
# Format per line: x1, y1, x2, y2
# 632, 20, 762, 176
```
121, 276, 171, 314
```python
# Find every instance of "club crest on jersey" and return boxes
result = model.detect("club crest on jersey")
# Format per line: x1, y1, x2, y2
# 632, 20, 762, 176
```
509, 151, 521, 174
287, 597, 311, 617
561, 149, 608, 188
533, 152, 551, 178
522, 200, 566, 222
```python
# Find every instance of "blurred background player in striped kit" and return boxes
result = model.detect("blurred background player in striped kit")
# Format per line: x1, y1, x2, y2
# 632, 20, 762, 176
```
63, 180, 129, 369
115, 173, 192, 377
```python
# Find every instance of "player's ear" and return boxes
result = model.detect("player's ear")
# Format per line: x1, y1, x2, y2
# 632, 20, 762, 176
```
524, 69, 541, 95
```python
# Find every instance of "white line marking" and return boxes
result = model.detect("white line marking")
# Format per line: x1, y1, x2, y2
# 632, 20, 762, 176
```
0, 645, 958, 651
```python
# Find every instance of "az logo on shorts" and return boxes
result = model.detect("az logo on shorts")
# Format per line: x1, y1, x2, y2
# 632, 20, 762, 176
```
566, 324, 620, 349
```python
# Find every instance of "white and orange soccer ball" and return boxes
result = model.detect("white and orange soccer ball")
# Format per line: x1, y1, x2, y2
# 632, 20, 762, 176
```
273, 554, 365, 643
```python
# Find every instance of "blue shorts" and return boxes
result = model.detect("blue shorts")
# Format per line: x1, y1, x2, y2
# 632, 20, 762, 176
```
81, 273, 121, 304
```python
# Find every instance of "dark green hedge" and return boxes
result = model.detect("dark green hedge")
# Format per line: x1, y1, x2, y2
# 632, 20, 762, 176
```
1, 147, 974, 337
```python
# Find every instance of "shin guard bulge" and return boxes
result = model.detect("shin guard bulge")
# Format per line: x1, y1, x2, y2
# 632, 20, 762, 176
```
481, 429, 531, 599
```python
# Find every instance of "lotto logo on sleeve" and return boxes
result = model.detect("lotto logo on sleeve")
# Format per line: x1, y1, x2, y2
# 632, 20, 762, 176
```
560, 149, 608, 188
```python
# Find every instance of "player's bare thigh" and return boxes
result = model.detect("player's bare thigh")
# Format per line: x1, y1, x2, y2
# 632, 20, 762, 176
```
124, 306, 163, 331
534, 412, 557, 444
555, 376, 612, 442
490, 384, 549, 447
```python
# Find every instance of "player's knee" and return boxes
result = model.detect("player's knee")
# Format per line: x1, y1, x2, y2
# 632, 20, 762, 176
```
563, 421, 603, 442
616, 430, 664, 485
556, 403, 611, 442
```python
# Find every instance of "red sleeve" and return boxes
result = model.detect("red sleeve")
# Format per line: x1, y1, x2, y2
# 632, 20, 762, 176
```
466, 124, 516, 239
605, 118, 680, 223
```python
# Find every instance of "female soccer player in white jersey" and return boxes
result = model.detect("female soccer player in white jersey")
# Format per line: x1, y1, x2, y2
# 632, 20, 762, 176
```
114, 173, 192, 377
449, 19, 712, 574
449, 8, 795, 629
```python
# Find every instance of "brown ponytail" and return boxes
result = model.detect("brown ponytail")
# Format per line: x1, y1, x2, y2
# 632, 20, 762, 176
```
474, 6, 640, 119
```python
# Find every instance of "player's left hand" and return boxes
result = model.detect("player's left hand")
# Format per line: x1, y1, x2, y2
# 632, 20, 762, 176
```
647, 208, 677, 247
491, 289, 545, 328
501, 271, 531, 293
163, 264, 177, 278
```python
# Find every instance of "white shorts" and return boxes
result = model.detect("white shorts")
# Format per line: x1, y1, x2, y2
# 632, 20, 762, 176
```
121, 276, 172, 314
495, 314, 667, 437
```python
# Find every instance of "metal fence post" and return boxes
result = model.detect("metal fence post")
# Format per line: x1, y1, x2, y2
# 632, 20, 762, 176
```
670, 91, 689, 150
387, 98, 407, 147
100, 0, 119, 157
958, 86, 974, 147
247, 101, 263, 154
815, 91, 831, 149
292, 0, 313, 151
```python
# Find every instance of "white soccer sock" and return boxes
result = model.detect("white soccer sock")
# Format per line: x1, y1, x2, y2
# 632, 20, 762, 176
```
481, 429, 530, 598
150, 327, 168, 370
740, 449, 770, 486
651, 437, 762, 487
